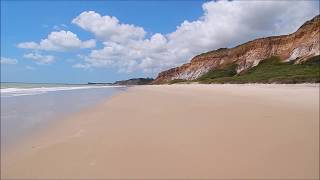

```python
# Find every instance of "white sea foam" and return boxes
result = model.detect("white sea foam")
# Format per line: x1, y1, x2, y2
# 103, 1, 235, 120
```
0, 86, 124, 97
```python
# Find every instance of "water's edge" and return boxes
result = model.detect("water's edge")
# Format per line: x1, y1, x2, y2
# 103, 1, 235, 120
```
1, 86, 127, 152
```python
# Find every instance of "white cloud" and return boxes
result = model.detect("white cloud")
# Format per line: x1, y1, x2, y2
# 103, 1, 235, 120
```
23, 52, 55, 65
0, 57, 18, 65
166, 0, 319, 56
18, 30, 96, 51
72, 11, 146, 43
72, 1, 319, 73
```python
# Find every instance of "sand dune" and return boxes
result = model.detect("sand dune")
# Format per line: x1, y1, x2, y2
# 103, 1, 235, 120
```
2, 84, 319, 179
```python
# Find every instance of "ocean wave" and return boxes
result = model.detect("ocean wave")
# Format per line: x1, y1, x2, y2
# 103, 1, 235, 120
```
0, 86, 124, 97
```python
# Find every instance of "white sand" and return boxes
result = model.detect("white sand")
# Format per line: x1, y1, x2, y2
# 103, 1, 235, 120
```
2, 84, 319, 179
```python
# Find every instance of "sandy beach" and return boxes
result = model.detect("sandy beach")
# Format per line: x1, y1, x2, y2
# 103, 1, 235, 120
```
2, 84, 319, 179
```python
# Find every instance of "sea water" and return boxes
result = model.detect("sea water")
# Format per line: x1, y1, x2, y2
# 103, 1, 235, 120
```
0, 82, 126, 150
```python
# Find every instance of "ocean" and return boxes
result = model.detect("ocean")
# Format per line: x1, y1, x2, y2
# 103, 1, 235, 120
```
0, 82, 126, 150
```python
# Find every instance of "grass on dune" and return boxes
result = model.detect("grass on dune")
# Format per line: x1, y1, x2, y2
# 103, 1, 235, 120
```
168, 79, 189, 84
197, 64, 237, 82
169, 55, 320, 84
199, 56, 320, 84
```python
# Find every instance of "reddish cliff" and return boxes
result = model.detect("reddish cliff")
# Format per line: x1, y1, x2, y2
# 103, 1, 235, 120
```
153, 15, 320, 84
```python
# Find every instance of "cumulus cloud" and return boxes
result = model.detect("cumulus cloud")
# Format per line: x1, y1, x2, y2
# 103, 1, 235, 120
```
74, 34, 179, 73
72, 1, 319, 73
18, 30, 96, 51
23, 52, 55, 65
72, 11, 146, 43
166, 0, 319, 55
73, 1, 319, 73
0, 57, 18, 65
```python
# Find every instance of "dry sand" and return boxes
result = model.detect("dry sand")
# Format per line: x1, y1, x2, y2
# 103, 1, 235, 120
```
2, 84, 319, 179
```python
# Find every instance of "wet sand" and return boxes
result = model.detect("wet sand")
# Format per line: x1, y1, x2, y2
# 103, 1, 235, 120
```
2, 84, 319, 179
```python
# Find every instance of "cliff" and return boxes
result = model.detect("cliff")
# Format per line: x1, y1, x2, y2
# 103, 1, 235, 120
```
153, 15, 320, 84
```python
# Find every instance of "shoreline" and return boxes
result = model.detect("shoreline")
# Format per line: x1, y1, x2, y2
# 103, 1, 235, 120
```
2, 84, 319, 179
1, 86, 126, 155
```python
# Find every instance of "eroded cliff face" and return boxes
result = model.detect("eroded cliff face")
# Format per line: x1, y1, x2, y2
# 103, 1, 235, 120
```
153, 15, 320, 84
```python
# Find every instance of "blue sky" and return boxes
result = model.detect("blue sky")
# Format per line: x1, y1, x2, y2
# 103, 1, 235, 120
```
1, 0, 318, 83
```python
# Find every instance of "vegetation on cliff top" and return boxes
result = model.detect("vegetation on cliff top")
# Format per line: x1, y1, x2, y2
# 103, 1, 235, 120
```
114, 78, 154, 85
197, 64, 237, 82
194, 48, 228, 58
169, 56, 320, 84
168, 79, 188, 85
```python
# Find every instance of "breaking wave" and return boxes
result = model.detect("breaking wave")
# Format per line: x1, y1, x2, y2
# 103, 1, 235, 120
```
1, 86, 123, 97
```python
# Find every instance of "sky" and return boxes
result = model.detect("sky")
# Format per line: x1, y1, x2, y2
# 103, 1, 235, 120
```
1, 0, 319, 83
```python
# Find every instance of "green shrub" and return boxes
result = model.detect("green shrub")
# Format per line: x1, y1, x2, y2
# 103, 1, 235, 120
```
168, 79, 187, 84
197, 55, 320, 84
198, 64, 237, 83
